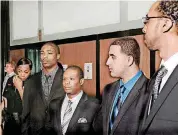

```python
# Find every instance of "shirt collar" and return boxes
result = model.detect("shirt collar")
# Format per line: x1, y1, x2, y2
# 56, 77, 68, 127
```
120, 70, 142, 91
8, 72, 15, 77
42, 66, 58, 79
161, 52, 178, 72
66, 90, 83, 103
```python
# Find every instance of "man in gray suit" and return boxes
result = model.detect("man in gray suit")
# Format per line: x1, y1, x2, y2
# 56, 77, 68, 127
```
50, 65, 100, 135
94, 37, 149, 135
22, 42, 65, 135
141, 1, 178, 134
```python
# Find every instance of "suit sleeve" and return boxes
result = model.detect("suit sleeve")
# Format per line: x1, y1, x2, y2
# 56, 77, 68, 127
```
21, 79, 32, 135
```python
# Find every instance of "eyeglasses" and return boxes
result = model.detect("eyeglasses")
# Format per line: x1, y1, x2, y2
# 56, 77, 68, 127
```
142, 15, 172, 24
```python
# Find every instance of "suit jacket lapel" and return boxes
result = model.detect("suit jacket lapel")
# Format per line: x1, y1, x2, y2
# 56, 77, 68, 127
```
35, 72, 47, 106
140, 74, 156, 131
57, 97, 64, 135
144, 65, 178, 129
111, 75, 146, 134
66, 92, 88, 133
48, 68, 63, 101
106, 81, 120, 134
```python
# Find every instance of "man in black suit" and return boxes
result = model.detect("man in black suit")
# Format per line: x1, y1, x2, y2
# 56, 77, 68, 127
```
141, 1, 178, 134
2, 61, 16, 94
94, 37, 149, 135
50, 65, 100, 135
22, 42, 65, 135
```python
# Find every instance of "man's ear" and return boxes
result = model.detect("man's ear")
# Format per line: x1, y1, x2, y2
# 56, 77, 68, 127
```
80, 78, 84, 86
57, 54, 60, 60
162, 18, 173, 33
128, 55, 134, 66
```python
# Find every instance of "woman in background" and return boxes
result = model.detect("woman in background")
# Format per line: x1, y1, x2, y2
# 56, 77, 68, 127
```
3, 58, 32, 135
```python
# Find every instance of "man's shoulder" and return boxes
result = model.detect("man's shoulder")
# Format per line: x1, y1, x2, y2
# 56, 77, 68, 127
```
56, 67, 64, 76
81, 93, 100, 106
104, 80, 118, 92
86, 96, 99, 104
136, 73, 149, 87
25, 71, 42, 84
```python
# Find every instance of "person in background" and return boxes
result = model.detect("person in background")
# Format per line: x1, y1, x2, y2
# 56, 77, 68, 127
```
22, 42, 65, 135
3, 58, 32, 135
140, 1, 178, 134
50, 65, 100, 135
2, 61, 16, 95
0, 97, 7, 135
94, 37, 149, 135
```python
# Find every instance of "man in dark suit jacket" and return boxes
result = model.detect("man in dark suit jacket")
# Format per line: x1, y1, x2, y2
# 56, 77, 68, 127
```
2, 61, 16, 94
94, 37, 149, 135
50, 65, 100, 135
22, 42, 65, 135
141, 1, 178, 134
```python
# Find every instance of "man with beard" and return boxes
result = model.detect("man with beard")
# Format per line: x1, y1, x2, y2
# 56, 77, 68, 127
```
140, 1, 178, 134
22, 42, 65, 135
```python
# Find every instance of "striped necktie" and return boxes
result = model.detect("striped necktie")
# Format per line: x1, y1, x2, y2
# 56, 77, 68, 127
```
61, 100, 73, 135
110, 85, 125, 130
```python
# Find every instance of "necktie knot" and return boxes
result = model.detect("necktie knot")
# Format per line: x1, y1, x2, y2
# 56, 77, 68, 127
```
120, 85, 126, 94
45, 75, 51, 81
68, 100, 72, 106
157, 65, 168, 79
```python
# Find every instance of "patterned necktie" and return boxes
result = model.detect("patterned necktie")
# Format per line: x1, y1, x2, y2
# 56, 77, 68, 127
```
44, 75, 51, 100
61, 100, 73, 135
153, 65, 168, 102
110, 85, 125, 130
148, 66, 168, 114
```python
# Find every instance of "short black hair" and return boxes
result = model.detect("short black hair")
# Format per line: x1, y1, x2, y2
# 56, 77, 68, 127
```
110, 37, 140, 66
42, 42, 60, 54
66, 65, 84, 79
17, 58, 33, 70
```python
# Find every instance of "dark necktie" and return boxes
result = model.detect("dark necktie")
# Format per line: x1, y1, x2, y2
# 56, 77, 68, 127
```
44, 75, 51, 100
110, 85, 125, 129
149, 65, 168, 114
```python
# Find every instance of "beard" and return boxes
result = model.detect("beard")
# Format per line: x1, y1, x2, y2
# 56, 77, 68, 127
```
144, 34, 160, 51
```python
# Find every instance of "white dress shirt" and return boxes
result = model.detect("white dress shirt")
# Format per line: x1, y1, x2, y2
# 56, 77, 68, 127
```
159, 52, 178, 92
61, 90, 83, 133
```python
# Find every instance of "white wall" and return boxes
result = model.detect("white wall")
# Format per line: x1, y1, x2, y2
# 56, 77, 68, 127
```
43, 1, 120, 35
10, 1, 155, 46
11, 1, 38, 40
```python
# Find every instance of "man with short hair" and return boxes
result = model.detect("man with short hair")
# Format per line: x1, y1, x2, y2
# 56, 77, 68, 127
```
2, 61, 16, 94
50, 65, 100, 135
141, 1, 178, 134
22, 42, 65, 135
94, 37, 149, 135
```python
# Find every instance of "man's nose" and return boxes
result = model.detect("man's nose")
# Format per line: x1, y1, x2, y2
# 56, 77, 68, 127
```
106, 57, 110, 66
142, 26, 146, 33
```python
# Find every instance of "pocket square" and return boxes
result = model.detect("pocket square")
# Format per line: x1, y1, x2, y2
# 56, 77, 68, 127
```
77, 117, 87, 123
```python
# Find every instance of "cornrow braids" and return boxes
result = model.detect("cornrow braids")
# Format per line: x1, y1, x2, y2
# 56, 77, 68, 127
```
158, 0, 178, 28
